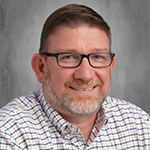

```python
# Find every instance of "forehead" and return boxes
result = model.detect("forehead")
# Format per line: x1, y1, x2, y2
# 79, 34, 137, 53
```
47, 25, 109, 53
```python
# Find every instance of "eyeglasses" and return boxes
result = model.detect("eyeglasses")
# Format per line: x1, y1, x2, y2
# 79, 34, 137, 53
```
40, 52, 115, 68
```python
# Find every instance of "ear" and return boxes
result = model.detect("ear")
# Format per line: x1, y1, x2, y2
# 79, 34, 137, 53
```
110, 57, 115, 74
31, 53, 45, 83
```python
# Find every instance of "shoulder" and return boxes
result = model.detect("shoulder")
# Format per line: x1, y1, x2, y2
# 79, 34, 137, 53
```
0, 90, 43, 130
103, 96, 150, 124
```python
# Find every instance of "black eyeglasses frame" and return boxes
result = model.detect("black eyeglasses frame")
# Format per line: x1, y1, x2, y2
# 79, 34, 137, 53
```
40, 52, 115, 68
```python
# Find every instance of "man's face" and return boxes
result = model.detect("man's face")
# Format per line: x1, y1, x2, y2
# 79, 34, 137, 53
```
42, 25, 115, 115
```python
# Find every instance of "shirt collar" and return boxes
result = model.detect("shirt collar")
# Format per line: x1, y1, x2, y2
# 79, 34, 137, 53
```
102, 96, 112, 122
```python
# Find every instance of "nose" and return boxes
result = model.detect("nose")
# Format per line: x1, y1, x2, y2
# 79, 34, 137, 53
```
73, 57, 95, 81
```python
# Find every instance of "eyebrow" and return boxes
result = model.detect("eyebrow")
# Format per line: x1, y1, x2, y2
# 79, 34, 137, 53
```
55, 48, 109, 53
94, 48, 109, 52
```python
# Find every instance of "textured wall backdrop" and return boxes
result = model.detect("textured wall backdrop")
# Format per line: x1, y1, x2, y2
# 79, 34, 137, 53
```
0, 0, 149, 114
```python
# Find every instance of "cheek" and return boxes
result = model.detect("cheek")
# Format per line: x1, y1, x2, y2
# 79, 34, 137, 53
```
50, 68, 73, 91
97, 68, 111, 84
96, 69, 112, 96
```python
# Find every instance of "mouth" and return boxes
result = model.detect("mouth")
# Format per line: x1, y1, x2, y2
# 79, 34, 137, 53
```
69, 86, 96, 91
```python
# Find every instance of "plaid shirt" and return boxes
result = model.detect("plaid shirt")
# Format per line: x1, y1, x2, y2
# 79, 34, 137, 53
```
0, 89, 150, 150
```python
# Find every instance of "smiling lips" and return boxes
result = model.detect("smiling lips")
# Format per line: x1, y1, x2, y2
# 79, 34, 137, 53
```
69, 86, 96, 91
66, 79, 102, 92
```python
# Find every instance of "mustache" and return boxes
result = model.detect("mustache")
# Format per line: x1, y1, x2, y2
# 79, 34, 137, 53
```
65, 79, 102, 87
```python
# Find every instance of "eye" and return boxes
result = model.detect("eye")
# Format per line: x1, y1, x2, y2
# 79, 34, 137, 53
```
94, 55, 102, 59
90, 54, 107, 62
92, 54, 104, 59
60, 54, 75, 60
63, 55, 74, 59
58, 54, 80, 64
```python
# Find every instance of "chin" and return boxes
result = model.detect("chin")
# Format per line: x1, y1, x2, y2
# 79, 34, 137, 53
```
62, 94, 106, 115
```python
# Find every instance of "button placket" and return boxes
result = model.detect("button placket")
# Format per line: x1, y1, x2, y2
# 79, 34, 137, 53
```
64, 125, 86, 148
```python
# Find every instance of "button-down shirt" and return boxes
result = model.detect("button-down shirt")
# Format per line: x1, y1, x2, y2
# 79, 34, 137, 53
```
0, 89, 150, 149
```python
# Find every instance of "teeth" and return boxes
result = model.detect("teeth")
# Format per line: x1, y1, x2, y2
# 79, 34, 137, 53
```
71, 87, 94, 91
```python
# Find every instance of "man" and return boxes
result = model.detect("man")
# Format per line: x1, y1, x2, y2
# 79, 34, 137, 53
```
0, 4, 149, 149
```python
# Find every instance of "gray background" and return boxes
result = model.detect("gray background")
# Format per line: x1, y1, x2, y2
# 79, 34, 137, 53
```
0, 0, 149, 114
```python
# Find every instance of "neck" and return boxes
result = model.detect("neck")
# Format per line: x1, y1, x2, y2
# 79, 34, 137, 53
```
59, 111, 97, 143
